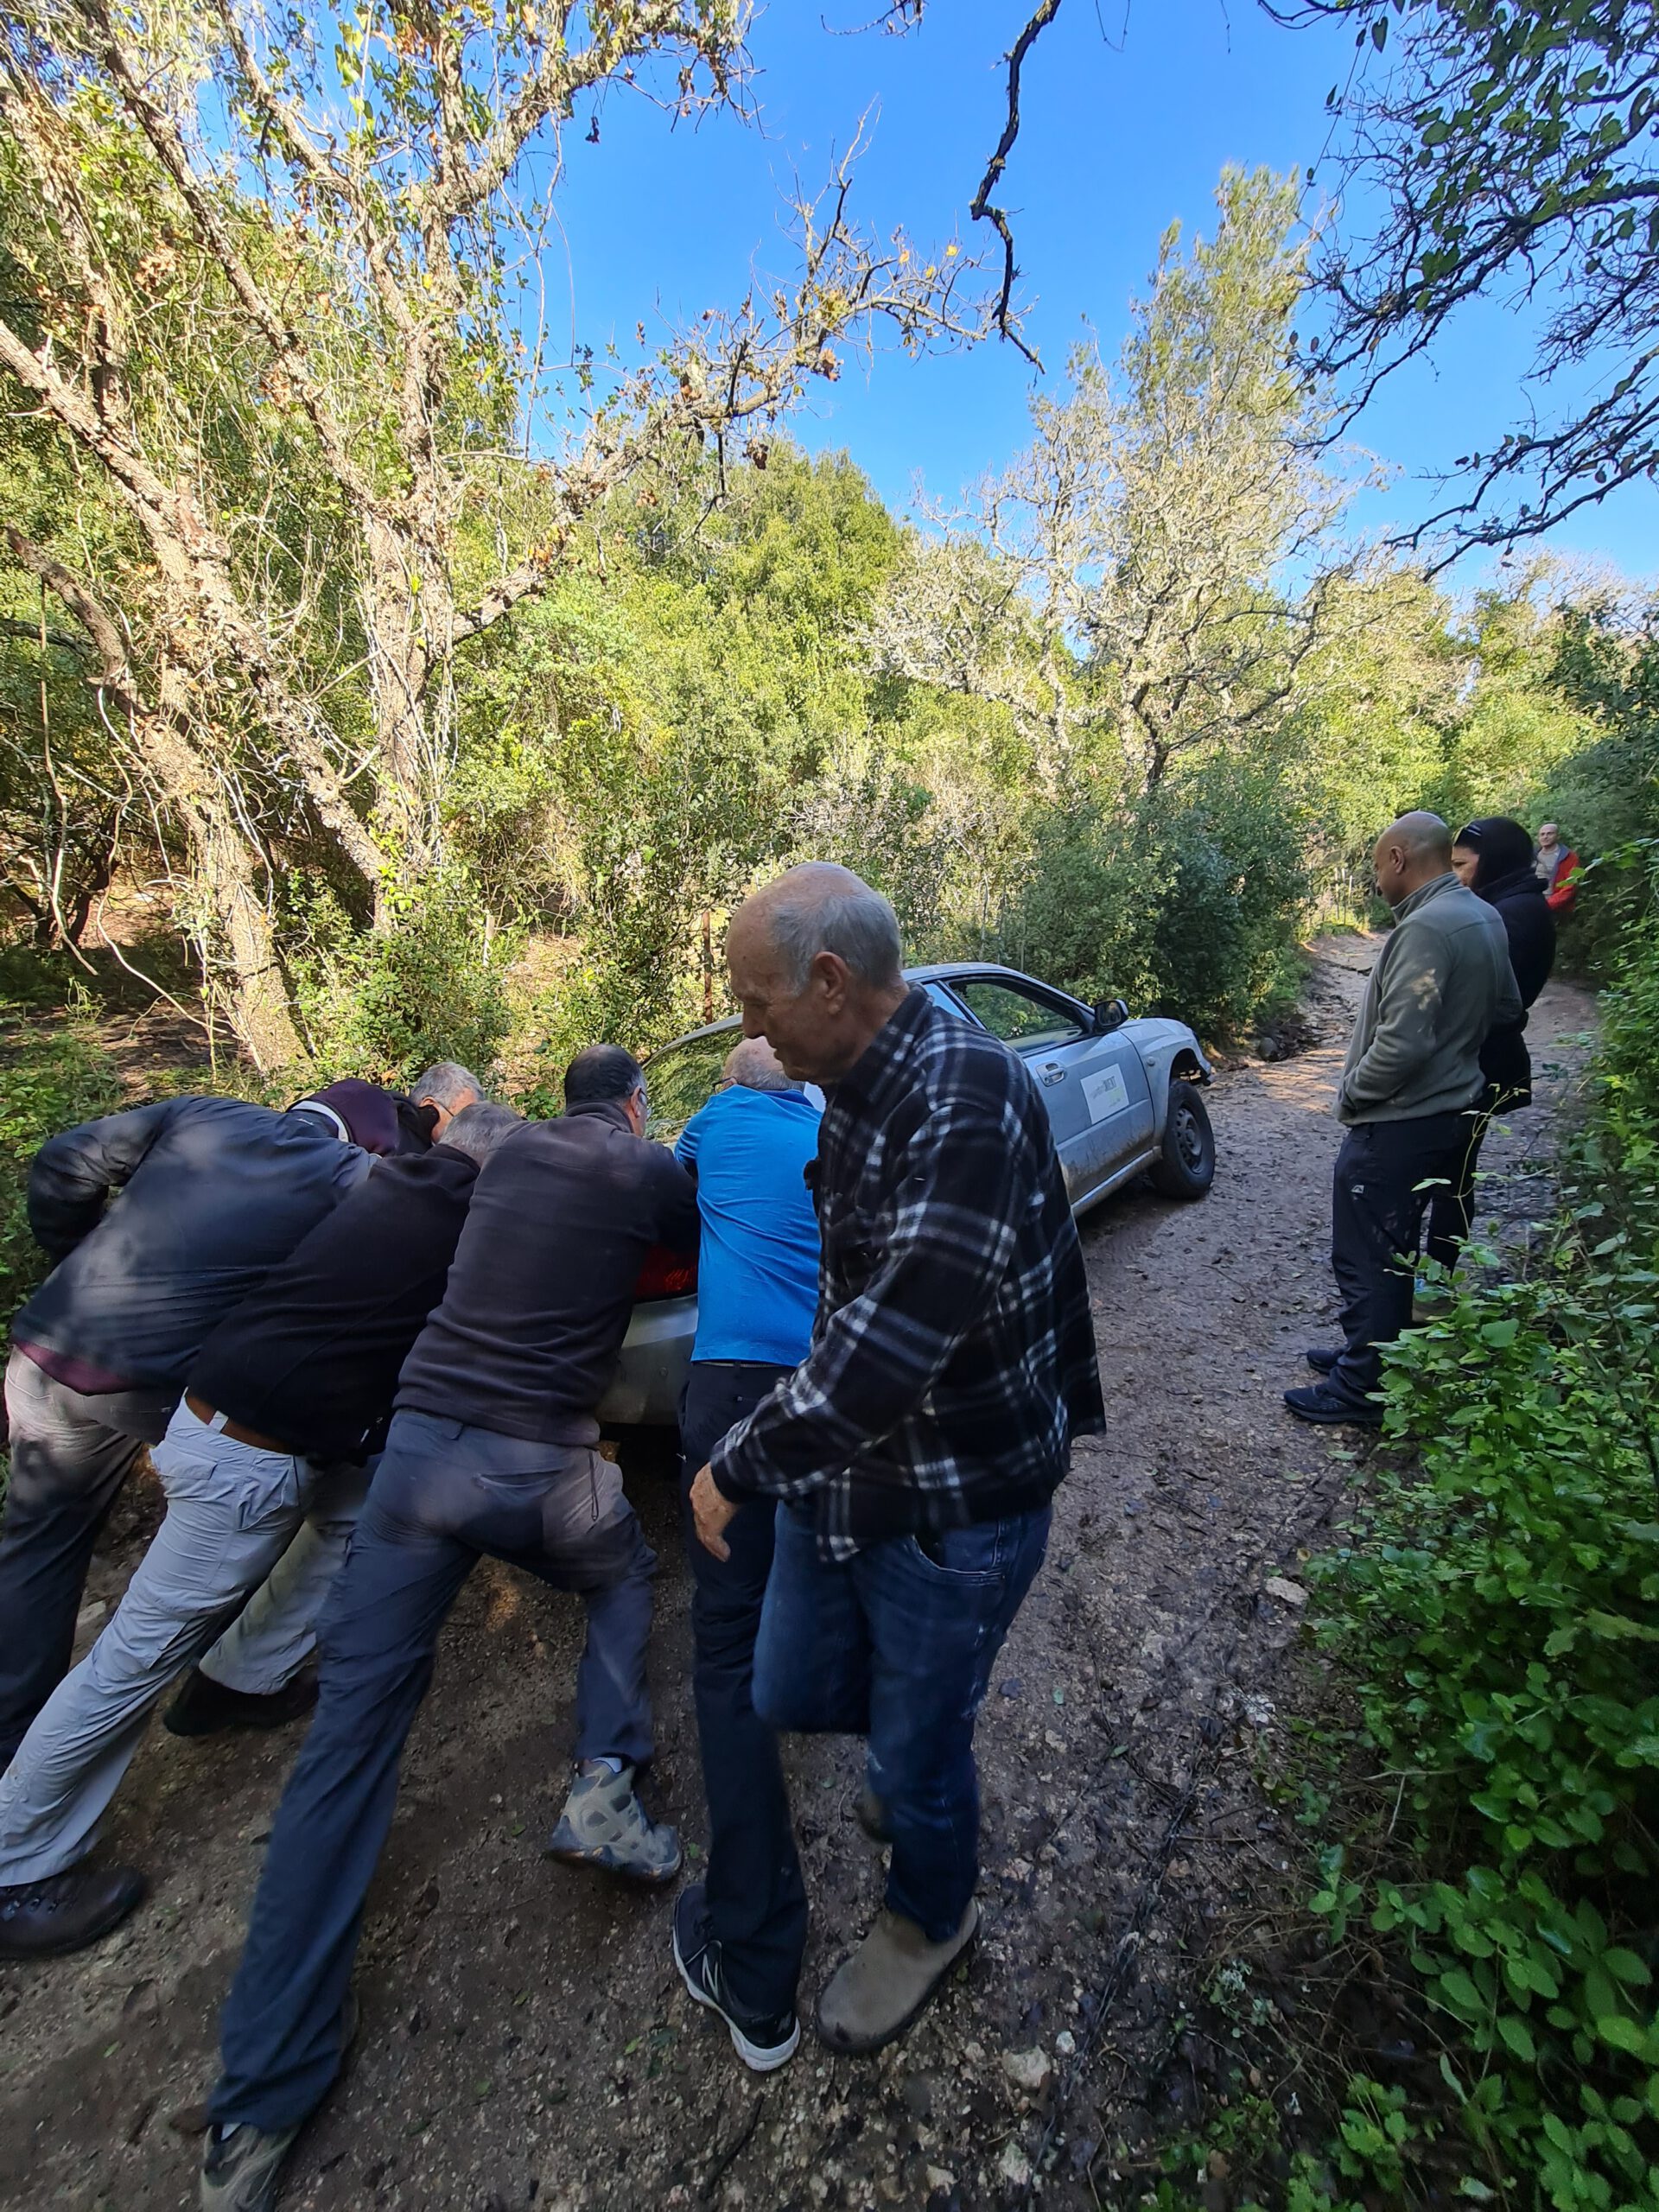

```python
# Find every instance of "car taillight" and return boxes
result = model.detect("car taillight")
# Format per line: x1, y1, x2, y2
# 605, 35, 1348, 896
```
633, 1244, 697, 1300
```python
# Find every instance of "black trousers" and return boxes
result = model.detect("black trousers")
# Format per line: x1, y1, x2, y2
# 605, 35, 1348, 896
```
1328, 1111, 1482, 1402
677, 1363, 808, 2018
1424, 1086, 1529, 1274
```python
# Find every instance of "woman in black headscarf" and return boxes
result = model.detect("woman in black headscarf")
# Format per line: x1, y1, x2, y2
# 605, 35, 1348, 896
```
1427, 816, 1558, 1267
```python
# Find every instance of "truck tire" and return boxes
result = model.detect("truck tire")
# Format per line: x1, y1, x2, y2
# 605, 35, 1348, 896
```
1148, 1080, 1215, 1200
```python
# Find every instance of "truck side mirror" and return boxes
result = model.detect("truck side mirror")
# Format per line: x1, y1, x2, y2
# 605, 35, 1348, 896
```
1092, 997, 1129, 1033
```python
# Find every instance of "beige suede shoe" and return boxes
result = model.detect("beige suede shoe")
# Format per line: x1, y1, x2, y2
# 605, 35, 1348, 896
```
814, 1900, 981, 2054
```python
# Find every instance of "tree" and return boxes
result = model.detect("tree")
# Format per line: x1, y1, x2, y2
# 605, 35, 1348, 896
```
868, 167, 1356, 797
1272, 0, 1659, 552
0, 0, 990, 1064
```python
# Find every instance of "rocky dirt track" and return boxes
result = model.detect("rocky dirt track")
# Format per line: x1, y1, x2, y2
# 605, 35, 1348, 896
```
0, 939, 1597, 2212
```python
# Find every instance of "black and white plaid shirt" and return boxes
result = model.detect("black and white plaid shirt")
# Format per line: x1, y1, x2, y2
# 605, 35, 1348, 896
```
710, 987, 1105, 1558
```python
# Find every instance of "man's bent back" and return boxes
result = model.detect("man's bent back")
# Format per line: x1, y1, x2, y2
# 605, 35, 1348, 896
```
200, 1047, 698, 2212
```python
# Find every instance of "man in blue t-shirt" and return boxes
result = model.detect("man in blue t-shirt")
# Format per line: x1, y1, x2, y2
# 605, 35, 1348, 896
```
671, 1037, 821, 2073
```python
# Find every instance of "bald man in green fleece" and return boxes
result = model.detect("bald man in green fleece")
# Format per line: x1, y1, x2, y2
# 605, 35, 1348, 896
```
1287, 810, 1521, 1427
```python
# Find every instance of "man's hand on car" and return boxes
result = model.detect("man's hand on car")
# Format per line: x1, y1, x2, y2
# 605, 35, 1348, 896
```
690, 1462, 738, 1561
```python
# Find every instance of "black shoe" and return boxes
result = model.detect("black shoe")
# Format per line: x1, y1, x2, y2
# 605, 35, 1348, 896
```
671, 1883, 800, 2073
1283, 1382, 1382, 1429
1305, 1346, 1342, 1376
0, 1866, 147, 1959
164, 1668, 320, 1739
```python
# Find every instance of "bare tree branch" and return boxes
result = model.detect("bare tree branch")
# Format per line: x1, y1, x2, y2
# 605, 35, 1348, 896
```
970, 0, 1065, 371
0, 615, 88, 653
1274, 0, 1659, 550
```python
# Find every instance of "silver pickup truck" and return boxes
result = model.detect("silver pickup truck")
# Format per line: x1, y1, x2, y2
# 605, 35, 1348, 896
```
598, 961, 1215, 1427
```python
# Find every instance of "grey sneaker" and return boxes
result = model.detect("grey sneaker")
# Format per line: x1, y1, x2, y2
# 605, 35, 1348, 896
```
544, 1762, 682, 1885
200, 2117, 302, 2212
199, 1993, 359, 2211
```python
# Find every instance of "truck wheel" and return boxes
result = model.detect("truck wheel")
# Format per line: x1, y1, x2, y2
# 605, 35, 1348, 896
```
1149, 1080, 1215, 1199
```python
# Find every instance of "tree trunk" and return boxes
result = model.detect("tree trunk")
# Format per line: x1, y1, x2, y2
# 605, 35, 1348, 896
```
144, 715, 301, 1069
364, 515, 445, 921
4, 527, 302, 1068
203, 820, 300, 1069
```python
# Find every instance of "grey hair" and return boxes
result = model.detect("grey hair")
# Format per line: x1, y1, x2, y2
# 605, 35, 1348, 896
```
723, 1037, 792, 1092
412, 1062, 482, 1111
763, 864, 903, 993
441, 1101, 523, 1164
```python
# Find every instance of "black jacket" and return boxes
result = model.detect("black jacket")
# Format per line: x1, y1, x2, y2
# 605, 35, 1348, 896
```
396, 1101, 699, 1444
14, 1098, 371, 1388
189, 1144, 480, 1462
1478, 865, 1557, 1103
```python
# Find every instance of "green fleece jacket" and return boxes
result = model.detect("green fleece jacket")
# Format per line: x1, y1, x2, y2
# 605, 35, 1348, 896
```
1339, 872, 1522, 1126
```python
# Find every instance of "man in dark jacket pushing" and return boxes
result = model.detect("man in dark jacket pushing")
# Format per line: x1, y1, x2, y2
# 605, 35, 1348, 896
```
0, 1095, 377, 1774
199, 1046, 698, 2212
0, 1103, 519, 1960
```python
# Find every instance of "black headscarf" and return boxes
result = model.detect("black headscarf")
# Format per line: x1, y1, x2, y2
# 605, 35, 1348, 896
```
1453, 816, 1540, 896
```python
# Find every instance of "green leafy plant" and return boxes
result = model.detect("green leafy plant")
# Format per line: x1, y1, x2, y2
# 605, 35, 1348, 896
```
1305, 846, 1659, 2209
0, 1021, 121, 1319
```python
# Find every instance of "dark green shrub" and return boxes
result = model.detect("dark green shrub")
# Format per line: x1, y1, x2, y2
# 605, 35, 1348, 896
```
291, 878, 515, 1087
1001, 765, 1310, 1037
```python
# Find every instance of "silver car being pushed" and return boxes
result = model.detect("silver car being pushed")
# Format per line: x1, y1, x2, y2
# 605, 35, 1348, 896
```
596, 962, 1216, 1430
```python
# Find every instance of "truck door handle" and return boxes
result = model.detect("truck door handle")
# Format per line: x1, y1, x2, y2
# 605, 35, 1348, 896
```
1040, 1063, 1066, 1085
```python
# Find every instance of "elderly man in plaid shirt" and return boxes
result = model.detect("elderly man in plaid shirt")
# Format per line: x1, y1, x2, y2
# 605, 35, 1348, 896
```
686, 862, 1104, 2058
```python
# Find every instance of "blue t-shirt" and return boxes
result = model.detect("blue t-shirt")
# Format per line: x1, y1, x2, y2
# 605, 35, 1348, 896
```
676, 1084, 822, 1366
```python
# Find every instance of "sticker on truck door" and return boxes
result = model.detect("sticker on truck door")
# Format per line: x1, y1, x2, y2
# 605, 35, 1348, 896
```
1082, 1065, 1130, 1122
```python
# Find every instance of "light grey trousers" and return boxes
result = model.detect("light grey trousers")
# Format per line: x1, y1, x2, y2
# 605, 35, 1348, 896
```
0, 1402, 368, 1885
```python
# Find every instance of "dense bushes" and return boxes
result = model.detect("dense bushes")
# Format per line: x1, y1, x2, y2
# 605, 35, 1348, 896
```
1001, 768, 1311, 1037
1307, 847, 1659, 2209
289, 880, 516, 1089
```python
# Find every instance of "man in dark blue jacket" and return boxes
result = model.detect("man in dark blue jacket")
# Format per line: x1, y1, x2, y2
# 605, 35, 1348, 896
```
0, 1103, 518, 1961
1, 1096, 374, 1773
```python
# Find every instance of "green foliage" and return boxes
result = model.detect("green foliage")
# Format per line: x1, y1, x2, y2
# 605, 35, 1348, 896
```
1134, 2079, 1427, 2212
290, 876, 515, 1086
1306, 848, 1659, 2209
1535, 603, 1659, 974
1286, 565, 1461, 897
1003, 765, 1311, 1038
0, 1020, 121, 1318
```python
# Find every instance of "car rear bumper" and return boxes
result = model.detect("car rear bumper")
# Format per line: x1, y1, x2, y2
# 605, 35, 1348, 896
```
596, 1295, 697, 1428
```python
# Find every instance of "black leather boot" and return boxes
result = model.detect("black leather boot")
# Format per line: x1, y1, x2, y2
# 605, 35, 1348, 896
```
162, 1668, 319, 1738
0, 1866, 147, 1958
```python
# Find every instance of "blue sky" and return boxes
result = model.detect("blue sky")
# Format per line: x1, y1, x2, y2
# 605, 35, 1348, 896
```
541, 0, 1655, 588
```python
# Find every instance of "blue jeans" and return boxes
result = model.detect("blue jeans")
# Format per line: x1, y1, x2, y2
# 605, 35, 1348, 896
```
211, 1410, 657, 2133
753, 1503, 1050, 1942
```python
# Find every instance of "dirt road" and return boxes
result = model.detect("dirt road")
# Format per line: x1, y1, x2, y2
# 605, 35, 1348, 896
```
0, 941, 1596, 2211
